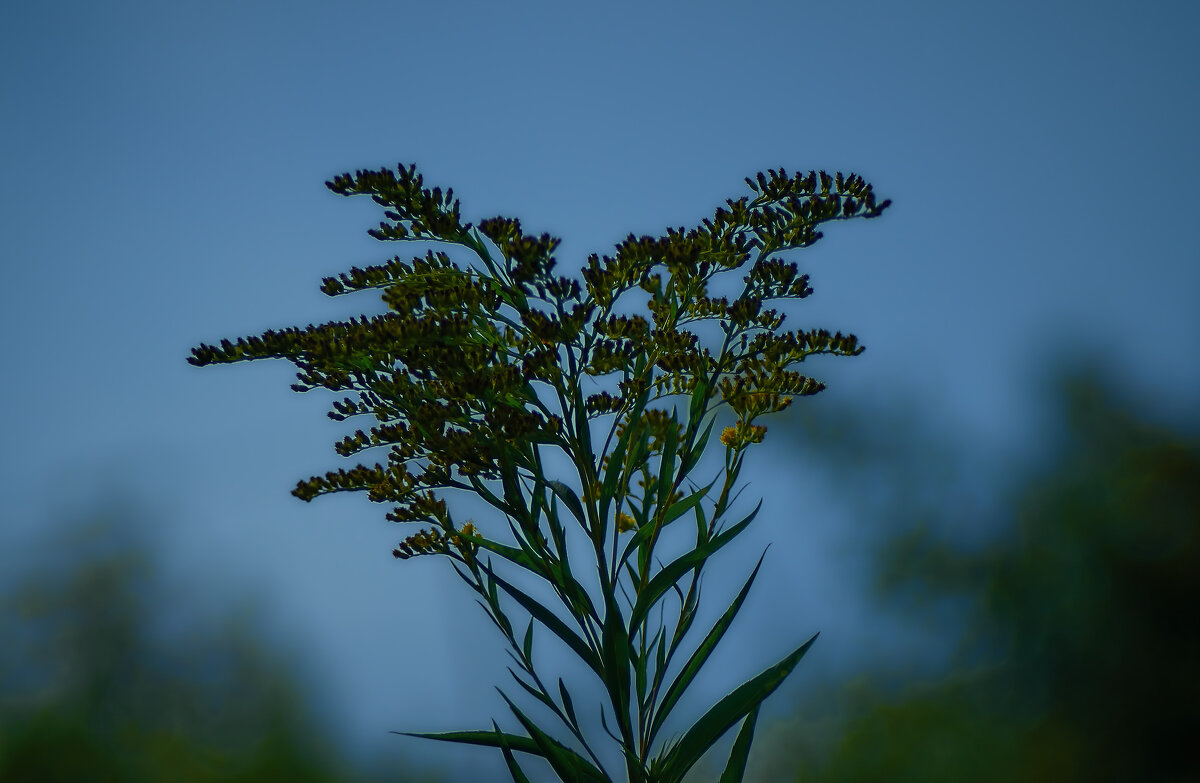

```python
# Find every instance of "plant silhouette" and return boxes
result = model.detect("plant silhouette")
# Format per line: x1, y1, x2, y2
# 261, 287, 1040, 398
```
190, 164, 889, 782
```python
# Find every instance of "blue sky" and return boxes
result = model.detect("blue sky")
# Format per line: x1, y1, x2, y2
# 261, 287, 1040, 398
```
3, 1, 1198, 779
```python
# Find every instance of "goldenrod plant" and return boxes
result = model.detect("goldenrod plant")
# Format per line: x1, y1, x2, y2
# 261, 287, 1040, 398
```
190, 163, 889, 783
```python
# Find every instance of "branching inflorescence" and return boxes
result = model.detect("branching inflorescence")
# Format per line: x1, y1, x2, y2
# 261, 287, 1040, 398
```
190, 163, 889, 783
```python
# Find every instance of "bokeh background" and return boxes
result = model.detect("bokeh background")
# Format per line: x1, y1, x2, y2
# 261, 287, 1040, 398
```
3, 2, 1197, 781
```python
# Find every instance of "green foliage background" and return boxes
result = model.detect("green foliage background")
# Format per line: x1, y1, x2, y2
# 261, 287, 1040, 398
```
0, 514, 431, 783
739, 370, 1199, 782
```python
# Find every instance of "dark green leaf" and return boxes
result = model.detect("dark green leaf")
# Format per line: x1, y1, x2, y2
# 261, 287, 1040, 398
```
661, 482, 710, 526
655, 410, 681, 516
655, 633, 818, 782
599, 430, 630, 527
498, 691, 611, 783
628, 416, 653, 479
635, 629, 653, 709
618, 480, 715, 574
678, 417, 716, 480
522, 620, 534, 661
558, 678, 580, 731
600, 591, 633, 743
498, 448, 526, 516
548, 480, 587, 526
546, 501, 600, 623
627, 501, 761, 634
718, 706, 759, 783
492, 722, 535, 783
508, 667, 556, 714
654, 630, 667, 694
601, 384, 650, 522
465, 531, 547, 579
687, 375, 710, 432
397, 729, 541, 757
480, 563, 602, 674
649, 551, 767, 746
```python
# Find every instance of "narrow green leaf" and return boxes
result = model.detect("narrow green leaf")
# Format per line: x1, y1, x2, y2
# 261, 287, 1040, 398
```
661, 482, 711, 526
466, 226, 502, 274
601, 386, 651, 515
558, 678, 580, 731
397, 729, 541, 757
718, 706, 759, 783
649, 552, 768, 746
505, 518, 555, 582
498, 691, 611, 783
529, 474, 548, 521
616, 513, 657, 572
655, 410, 680, 515
487, 569, 499, 605
497, 447, 526, 516
635, 632, 650, 709
617, 480, 713, 579
556, 560, 600, 624
483, 570, 512, 637
687, 375, 710, 433
465, 531, 547, 579
546, 493, 567, 552
508, 666, 556, 714
628, 415, 653, 478
656, 633, 818, 783
670, 586, 698, 656
545, 499, 600, 623
522, 620, 534, 662
627, 501, 761, 634
678, 417, 716, 480
598, 703, 622, 745
600, 591, 634, 743
492, 722, 534, 783
479, 563, 603, 674
536, 497, 600, 624
654, 630, 667, 694
600, 434, 630, 525
548, 480, 586, 526
475, 598, 512, 640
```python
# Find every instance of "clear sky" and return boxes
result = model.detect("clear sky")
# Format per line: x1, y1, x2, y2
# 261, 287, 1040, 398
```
3, 2, 1198, 780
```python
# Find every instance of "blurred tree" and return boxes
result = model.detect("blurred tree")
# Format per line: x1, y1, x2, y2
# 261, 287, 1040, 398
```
768, 371, 1199, 782
0, 515, 430, 783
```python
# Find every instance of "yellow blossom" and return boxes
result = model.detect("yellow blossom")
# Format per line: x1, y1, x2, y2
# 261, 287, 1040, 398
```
720, 423, 768, 450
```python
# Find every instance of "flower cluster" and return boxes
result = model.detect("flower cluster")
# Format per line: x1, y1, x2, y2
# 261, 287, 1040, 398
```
393, 522, 479, 560
719, 423, 769, 450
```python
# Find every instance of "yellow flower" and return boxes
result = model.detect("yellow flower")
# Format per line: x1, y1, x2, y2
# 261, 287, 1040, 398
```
616, 512, 637, 533
450, 522, 479, 560
720, 423, 768, 450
